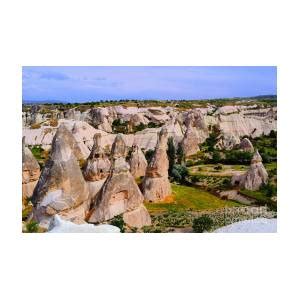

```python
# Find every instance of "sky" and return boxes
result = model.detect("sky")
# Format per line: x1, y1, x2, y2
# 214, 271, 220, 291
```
22, 66, 277, 102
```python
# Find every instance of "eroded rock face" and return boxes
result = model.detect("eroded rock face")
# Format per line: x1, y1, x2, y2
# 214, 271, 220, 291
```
215, 132, 240, 150
32, 124, 90, 229
231, 150, 268, 191
83, 133, 111, 181
142, 127, 172, 202
89, 107, 113, 132
88, 134, 151, 228
129, 144, 147, 178
22, 137, 40, 199
239, 137, 254, 152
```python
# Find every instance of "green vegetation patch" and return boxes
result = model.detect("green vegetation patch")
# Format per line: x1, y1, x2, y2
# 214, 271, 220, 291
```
240, 186, 277, 211
145, 184, 240, 214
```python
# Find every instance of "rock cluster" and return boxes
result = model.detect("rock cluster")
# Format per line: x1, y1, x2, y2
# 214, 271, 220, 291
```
32, 124, 90, 229
88, 134, 151, 228
22, 137, 40, 199
231, 150, 268, 190
142, 127, 172, 202
129, 144, 148, 178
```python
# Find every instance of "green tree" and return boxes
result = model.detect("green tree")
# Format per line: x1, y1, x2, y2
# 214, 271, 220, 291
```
176, 143, 185, 164
145, 149, 155, 164
167, 137, 176, 175
170, 164, 189, 184
110, 215, 125, 233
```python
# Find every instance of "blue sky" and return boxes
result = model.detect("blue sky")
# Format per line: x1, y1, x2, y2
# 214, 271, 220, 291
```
22, 66, 277, 102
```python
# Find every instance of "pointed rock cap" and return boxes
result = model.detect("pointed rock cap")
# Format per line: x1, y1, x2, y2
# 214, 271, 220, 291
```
52, 124, 85, 161
251, 149, 262, 164
156, 126, 168, 150
89, 133, 106, 159
129, 143, 147, 178
111, 134, 127, 159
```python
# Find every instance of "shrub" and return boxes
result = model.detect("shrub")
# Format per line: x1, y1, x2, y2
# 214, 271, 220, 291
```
222, 178, 231, 188
145, 149, 155, 164
214, 164, 222, 170
192, 215, 213, 233
223, 150, 252, 164
49, 119, 58, 127
167, 137, 176, 175
148, 122, 162, 128
201, 126, 220, 151
176, 143, 185, 164
112, 119, 122, 126
261, 183, 277, 197
30, 123, 41, 129
269, 130, 277, 138
110, 215, 125, 233
211, 151, 222, 163
26, 221, 39, 233
190, 175, 201, 183
186, 160, 194, 167
78, 159, 86, 169
134, 123, 146, 132
171, 164, 189, 183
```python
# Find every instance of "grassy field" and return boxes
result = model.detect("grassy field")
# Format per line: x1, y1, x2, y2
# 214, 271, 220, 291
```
265, 162, 277, 172
145, 184, 241, 213
188, 164, 246, 177
189, 162, 276, 175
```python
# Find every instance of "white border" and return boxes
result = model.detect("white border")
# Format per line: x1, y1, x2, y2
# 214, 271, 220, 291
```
1, 1, 299, 299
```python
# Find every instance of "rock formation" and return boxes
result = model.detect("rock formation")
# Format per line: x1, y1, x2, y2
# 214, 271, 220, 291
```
239, 137, 254, 152
89, 107, 113, 132
142, 127, 172, 202
56, 123, 86, 161
215, 132, 240, 150
22, 137, 40, 199
129, 144, 148, 178
83, 133, 111, 181
181, 114, 201, 157
32, 124, 90, 229
231, 150, 268, 190
88, 134, 151, 228
83, 133, 111, 200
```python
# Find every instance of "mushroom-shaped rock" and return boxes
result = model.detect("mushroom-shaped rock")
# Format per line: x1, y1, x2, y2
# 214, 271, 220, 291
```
129, 144, 148, 178
142, 127, 172, 202
88, 134, 151, 228
231, 150, 268, 191
32, 124, 90, 229
239, 137, 254, 152
83, 133, 111, 181
22, 136, 41, 199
